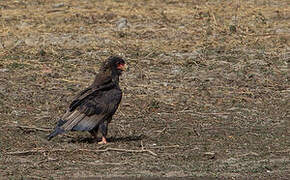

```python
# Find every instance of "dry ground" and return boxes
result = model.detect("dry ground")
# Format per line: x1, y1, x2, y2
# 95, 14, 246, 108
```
0, 0, 289, 179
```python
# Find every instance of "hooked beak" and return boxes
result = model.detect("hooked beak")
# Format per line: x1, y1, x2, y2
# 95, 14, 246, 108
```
118, 64, 128, 71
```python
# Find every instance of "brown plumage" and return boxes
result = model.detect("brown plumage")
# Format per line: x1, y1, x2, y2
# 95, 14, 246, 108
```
47, 56, 127, 144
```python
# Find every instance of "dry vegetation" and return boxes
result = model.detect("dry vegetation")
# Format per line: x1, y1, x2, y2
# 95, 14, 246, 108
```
0, 0, 289, 179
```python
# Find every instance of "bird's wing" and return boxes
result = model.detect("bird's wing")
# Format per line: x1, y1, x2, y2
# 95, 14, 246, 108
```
68, 77, 113, 112
60, 87, 122, 132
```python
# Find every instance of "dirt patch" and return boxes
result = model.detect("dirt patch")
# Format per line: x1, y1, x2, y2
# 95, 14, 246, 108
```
0, 0, 289, 179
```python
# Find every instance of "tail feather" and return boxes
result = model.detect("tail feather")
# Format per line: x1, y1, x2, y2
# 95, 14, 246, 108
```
57, 119, 66, 127
47, 119, 67, 141
47, 127, 65, 140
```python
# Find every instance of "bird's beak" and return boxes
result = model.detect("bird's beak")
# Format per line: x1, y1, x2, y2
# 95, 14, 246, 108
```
118, 64, 128, 71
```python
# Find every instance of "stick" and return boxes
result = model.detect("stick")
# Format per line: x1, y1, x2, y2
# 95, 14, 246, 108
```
14, 125, 51, 132
181, 111, 231, 115
36, 158, 59, 165
9, 125, 74, 138
5, 149, 66, 155
148, 145, 180, 149
101, 148, 157, 156
5, 147, 158, 156
24, 176, 47, 180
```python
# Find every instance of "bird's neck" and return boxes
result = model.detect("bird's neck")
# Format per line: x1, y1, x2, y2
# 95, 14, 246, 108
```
92, 69, 120, 87
111, 70, 120, 85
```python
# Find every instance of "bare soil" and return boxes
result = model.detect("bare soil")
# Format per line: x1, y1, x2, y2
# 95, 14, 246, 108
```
0, 0, 289, 179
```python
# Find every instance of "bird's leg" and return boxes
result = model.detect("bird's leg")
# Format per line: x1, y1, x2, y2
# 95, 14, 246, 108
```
99, 136, 107, 144
89, 126, 99, 140
98, 121, 108, 144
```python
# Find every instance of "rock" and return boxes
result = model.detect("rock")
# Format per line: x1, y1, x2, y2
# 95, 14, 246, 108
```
0, 68, 8, 72
116, 18, 130, 30
52, 3, 65, 8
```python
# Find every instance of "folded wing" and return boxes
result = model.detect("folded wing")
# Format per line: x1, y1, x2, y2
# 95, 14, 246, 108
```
58, 82, 122, 132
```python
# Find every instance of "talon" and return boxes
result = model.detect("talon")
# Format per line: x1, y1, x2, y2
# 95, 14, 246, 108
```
98, 137, 107, 144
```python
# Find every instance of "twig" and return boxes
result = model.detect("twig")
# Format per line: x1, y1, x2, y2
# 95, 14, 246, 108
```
148, 145, 180, 149
242, 33, 290, 37
79, 161, 129, 166
100, 148, 158, 156
237, 152, 259, 157
206, 4, 218, 26
47, 9, 67, 13
35, 158, 59, 165
5, 149, 66, 155
196, 112, 230, 115
270, 149, 290, 153
14, 125, 51, 132
8, 125, 75, 138
211, 12, 218, 26
155, 127, 167, 134
178, 109, 231, 115
140, 140, 144, 150
5, 147, 157, 156
24, 176, 47, 180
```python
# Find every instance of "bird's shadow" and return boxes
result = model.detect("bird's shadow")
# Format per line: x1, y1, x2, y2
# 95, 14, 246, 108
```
69, 134, 146, 144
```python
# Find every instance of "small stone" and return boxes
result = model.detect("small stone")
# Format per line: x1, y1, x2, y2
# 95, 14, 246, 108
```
52, 3, 65, 8
116, 18, 130, 30
0, 68, 8, 72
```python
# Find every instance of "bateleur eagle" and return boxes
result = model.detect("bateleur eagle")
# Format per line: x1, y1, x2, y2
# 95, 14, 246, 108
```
47, 56, 127, 144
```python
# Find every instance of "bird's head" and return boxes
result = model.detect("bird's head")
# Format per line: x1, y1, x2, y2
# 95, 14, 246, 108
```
101, 56, 127, 75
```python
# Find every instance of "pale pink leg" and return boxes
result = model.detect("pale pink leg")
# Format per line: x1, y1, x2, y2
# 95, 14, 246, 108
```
98, 136, 107, 144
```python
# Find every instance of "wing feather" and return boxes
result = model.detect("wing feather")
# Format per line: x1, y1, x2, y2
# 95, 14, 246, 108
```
72, 114, 105, 131
58, 82, 122, 132
68, 79, 114, 112
61, 110, 86, 131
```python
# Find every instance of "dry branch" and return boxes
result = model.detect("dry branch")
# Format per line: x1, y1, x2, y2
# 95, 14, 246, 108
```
5, 147, 157, 156
5, 149, 66, 155
148, 145, 180, 149
13, 125, 51, 132
100, 148, 157, 156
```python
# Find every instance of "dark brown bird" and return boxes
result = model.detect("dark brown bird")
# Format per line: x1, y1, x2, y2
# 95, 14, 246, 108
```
47, 56, 127, 144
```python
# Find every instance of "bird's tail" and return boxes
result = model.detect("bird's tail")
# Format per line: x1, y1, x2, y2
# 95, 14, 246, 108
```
47, 119, 66, 141
47, 127, 64, 140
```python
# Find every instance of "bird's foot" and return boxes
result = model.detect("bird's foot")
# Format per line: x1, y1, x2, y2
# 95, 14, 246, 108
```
98, 137, 107, 144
